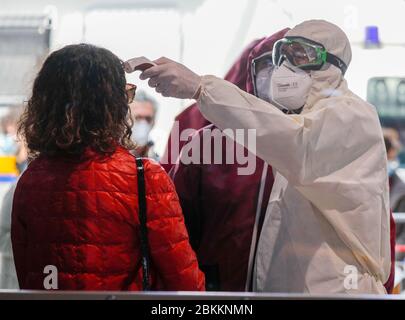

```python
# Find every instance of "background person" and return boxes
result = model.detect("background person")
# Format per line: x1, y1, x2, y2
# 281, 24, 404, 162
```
0, 106, 26, 289
384, 128, 405, 262
129, 90, 160, 161
0, 107, 28, 173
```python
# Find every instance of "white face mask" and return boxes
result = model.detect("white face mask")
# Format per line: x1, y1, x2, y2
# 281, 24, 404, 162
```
270, 62, 312, 111
131, 119, 152, 146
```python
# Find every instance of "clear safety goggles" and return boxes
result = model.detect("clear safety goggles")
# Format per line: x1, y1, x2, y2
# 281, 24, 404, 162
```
272, 36, 348, 75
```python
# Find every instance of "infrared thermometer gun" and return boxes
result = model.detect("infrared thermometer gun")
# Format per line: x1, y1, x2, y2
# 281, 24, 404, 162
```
124, 56, 156, 73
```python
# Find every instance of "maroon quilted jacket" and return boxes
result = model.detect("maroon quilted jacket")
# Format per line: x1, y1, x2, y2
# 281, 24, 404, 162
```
11, 146, 205, 291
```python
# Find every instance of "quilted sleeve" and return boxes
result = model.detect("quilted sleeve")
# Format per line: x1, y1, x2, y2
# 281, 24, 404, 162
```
144, 160, 205, 291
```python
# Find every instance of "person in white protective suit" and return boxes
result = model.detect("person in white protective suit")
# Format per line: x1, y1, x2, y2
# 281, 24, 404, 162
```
138, 20, 391, 294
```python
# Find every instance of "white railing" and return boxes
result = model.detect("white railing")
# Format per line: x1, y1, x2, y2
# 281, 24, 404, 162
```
0, 290, 404, 300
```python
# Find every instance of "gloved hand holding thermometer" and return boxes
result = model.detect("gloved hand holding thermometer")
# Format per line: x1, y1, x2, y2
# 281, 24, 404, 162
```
124, 56, 202, 99
124, 56, 157, 73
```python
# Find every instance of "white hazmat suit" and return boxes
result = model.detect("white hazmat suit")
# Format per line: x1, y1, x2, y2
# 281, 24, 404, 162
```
139, 19, 391, 294
195, 20, 391, 294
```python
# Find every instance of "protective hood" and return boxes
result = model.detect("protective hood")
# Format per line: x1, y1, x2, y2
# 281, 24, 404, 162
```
285, 20, 352, 110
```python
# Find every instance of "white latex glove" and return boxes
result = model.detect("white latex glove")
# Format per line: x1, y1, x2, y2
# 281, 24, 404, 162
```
139, 57, 202, 99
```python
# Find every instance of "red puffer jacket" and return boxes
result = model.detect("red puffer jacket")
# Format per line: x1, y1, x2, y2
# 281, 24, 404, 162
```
11, 146, 204, 291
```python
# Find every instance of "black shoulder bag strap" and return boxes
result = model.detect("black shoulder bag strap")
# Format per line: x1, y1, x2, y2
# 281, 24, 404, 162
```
135, 157, 151, 291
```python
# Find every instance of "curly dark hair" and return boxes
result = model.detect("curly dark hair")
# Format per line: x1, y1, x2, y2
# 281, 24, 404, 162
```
18, 43, 134, 158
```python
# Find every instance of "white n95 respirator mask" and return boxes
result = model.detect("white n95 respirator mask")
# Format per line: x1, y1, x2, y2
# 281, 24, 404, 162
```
131, 119, 152, 146
270, 62, 312, 111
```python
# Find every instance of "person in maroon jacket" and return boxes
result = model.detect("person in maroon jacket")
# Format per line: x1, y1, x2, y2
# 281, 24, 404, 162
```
168, 29, 289, 291
11, 44, 204, 291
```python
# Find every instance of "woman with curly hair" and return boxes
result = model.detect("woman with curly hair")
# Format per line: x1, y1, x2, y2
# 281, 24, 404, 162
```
11, 44, 204, 291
